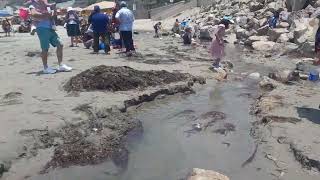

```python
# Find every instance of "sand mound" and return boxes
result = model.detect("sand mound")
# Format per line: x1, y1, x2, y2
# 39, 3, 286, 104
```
64, 65, 192, 92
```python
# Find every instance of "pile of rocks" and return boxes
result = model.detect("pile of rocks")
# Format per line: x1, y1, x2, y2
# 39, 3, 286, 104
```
192, 0, 320, 56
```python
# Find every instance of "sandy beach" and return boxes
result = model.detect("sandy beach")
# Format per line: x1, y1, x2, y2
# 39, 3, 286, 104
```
0, 6, 320, 179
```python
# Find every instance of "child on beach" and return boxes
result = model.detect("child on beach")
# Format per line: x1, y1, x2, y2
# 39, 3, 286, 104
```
154, 22, 162, 38
182, 26, 192, 45
210, 24, 226, 69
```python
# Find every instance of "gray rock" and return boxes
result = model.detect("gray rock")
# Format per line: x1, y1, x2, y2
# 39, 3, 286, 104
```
277, 33, 291, 43
257, 25, 269, 36
279, 22, 290, 28
252, 41, 276, 51
249, 2, 264, 12
245, 35, 269, 46
259, 76, 278, 91
268, 28, 290, 42
236, 27, 249, 40
186, 168, 230, 180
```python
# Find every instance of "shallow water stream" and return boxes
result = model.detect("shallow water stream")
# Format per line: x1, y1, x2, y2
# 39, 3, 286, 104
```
31, 78, 277, 180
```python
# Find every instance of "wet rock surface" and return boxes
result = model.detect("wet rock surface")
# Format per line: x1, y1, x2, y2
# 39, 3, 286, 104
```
64, 65, 194, 92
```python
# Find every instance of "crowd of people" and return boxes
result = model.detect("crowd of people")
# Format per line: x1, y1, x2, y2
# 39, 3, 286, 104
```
2, 0, 319, 75
26, 0, 135, 74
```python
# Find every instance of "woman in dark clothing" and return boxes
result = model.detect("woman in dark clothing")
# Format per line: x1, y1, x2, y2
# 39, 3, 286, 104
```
65, 7, 80, 47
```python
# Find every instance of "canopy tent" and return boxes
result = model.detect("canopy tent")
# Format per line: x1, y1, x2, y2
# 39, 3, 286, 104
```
82, 1, 115, 16
0, 10, 13, 17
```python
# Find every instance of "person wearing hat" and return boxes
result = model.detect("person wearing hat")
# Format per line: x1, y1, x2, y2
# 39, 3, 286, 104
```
115, 1, 135, 55
65, 7, 80, 47
88, 5, 110, 54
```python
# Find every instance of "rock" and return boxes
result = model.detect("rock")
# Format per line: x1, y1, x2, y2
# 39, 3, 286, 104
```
252, 41, 276, 51
268, 28, 290, 42
199, 26, 212, 40
296, 59, 318, 72
187, 168, 230, 180
279, 22, 290, 28
292, 18, 315, 44
298, 41, 315, 57
249, 2, 264, 12
248, 72, 261, 79
236, 27, 249, 40
257, 25, 269, 36
259, 18, 268, 27
277, 33, 291, 43
247, 18, 260, 30
245, 36, 269, 46
267, 2, 278, 12
299, 73, 309, 80
236, 16, 248, 27
286, 0, 309, 11
259, 76, 278, 91
269, 70, 300, 83
315, 0, 320, 7
280, 42, 299, 55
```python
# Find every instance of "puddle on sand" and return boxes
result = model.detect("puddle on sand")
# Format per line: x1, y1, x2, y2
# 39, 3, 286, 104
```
30, 80, 275, 180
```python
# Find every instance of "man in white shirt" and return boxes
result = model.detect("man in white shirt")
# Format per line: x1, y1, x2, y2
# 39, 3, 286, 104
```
115, 1, 135, 55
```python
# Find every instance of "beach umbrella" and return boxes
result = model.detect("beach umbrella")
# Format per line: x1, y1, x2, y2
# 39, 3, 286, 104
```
0, 10, 12, 17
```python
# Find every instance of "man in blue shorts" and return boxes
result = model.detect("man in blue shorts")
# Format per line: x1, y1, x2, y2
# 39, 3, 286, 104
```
30, 0, 72, 74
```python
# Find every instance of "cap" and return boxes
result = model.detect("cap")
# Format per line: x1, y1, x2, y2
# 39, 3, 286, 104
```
120, 1, 127, 7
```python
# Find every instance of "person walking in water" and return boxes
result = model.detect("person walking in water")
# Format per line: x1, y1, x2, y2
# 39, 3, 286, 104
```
115, 1, 135, 56
30, 0, 72, 74
88, 5, 110, 54
210, 24, 226, 69
65, 7, 80, 47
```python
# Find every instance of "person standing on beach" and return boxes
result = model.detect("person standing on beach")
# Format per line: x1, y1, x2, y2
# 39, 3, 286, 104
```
210, 24, 226, 69
65, 7, 80, 47
115, 1, 135, 55
88, 5, 110, 54
30, 0, 72, 74
2, 18, 11, 37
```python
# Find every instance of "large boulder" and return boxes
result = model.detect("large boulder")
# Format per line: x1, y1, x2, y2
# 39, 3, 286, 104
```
268, 28, 290, 41
252, 41, 276, 51
286, 0, 309, 11
187, 168, 230, 180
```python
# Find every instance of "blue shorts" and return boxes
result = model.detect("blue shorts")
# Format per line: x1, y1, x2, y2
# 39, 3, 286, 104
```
36, 27, 62, 50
